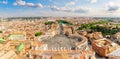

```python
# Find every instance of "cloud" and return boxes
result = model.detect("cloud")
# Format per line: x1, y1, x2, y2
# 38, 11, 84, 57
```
90, 0, 97, 3
36, 3, 43, 8
14, 0, 25, 6
13, 0, 43, 8
49, 6, 71, 12
50, 6, 61, 11
105, 2, 120, 12
50, 6, 90, 13
107, 6, 119, 12
0, 0, 8, 4
66, 1, 75, 6
26, 3, 35, 7
74, 7, 90, 13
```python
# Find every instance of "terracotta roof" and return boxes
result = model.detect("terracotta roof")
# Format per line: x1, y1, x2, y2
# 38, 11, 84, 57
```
52, 53, 72, 59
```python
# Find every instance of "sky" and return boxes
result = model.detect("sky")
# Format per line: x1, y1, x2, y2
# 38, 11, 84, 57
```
0, 0, 120, 17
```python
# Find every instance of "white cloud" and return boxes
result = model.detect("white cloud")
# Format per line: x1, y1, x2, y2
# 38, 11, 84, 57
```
2, 0, 120, 17
105, 1, 120, 12
90, 0, 97, 3
50, 6, 90, 13
13, 2, 17, 6
36, 3, 43, 8
66, 1, 75, 6
50, 6, 61, 11
13, 0, 43, 8
0, 0, 8, 4
73, 6, 90, 13
15, 0, 26, 6
26, 3, 35, 7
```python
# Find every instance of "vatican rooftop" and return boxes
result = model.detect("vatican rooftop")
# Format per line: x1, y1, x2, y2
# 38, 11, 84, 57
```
0, 17, 119, 59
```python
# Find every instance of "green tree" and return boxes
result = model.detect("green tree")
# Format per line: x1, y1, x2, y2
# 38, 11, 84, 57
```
35, 32, 42, 37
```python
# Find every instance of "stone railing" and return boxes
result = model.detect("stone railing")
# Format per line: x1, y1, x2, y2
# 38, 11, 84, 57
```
69, 34, 88, 50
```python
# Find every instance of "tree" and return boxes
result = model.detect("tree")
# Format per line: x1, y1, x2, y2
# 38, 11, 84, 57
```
35, 32, 42, 37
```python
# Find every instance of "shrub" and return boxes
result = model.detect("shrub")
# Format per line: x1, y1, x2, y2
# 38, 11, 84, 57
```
57, 20, 73, 25
44, 21, 53, 25
0, 31, 2, 33
35, 32, 42, 36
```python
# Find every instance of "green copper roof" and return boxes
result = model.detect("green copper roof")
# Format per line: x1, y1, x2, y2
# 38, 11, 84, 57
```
0, 38, 6, 43
8, 34, 25, 40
